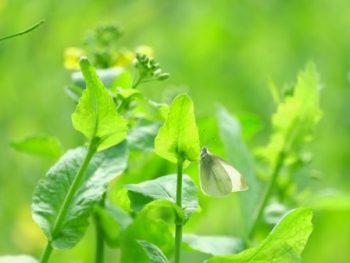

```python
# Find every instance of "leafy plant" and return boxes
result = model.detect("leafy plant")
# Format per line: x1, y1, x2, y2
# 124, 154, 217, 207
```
3, 25, 330, 263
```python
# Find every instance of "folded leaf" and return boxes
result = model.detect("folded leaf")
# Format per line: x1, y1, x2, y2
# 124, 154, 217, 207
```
183, 234, 244, 256
208, 208, 313, 263
72, 58, 127, 151
155, 94, 200, 163
138, 240, 170, 263
32, 142, 128, 249
125, 174, 200, 219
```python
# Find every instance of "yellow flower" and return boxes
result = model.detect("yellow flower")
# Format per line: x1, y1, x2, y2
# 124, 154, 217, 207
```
64, 47, 85, 70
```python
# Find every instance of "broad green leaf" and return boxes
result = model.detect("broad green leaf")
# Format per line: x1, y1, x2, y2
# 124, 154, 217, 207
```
32, 142, 128, 249
127, 120, 161, 152
11, 135, 63, 159
183, 234, 244, 256
120, 201, 174, 263
208, 208, 313, 263
258, 63, 322, 166
155, 94, 200, 163
95, 201, 132, 247
217, 106, 261, 232
138, 240, 170, 263
125, 174, 200, 219
0, 255, 37, 263
71, 58, 127, 151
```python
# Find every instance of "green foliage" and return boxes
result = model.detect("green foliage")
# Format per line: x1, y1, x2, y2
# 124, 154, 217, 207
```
32, 142, 127, 249
183, 234, 244, 256
3, 19, 331, 263
217, 106, 261, 231
0, 255, 38, 263
120, 201, 175, 263
258, 63, 322, 167
155, 94, 200, 163
138, 240, 170, 263
126, 174, 200, 219
94, 202, 133, 247
11, 135, 63, 159
127, 120, 161, 152
72, 58, 128, 151
208, 208, 313, 263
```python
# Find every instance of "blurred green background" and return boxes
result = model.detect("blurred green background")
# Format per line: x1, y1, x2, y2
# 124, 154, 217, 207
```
1, 0, 350, 262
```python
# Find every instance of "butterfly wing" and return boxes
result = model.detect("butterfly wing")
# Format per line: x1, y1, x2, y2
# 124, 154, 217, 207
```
200, 154, 232, 197
216, 157, 248, 192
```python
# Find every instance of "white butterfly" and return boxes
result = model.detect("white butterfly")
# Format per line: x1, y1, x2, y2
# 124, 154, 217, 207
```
199, 147, 248, 197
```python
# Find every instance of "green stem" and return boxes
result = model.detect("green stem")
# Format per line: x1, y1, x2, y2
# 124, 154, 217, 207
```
0, 20, 44, 41
40, 138, 99, 263
248, 151, 286, 239
94, 195, 106, 263
131, 75, 142, 89
40, 242, 53, 263
174, 157, 184, 263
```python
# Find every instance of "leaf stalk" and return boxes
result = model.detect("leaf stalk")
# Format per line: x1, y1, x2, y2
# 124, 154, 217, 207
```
248, 150, 286, 239
174, 156, 184, 263
39, 138, 99, 263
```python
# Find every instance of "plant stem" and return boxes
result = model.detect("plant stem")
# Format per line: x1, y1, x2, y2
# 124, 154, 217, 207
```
0, 20, 44, 41
248, 150, 286, 239
174, 157, 184, 263
94, 195, 106, 263
40, 138, 98, 263
131, 75, 142, 89
40, 242, 53, 263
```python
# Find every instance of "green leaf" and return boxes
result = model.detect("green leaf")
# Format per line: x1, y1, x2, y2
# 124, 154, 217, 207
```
258, 63, 322, 166
208, 208, 313, 263
120, 201, 174, 263
11, 135, 63, 159
0, 255, 38, 263
127, 120, 161, 152
71, 58, 128, 151
155, 94, 200, 163
183, 234, 244, 256
217, 106, 261, 231
32, 142, 128, 249
125, 174, 200, 219
138, 240, 170, 263
95, 201, 132, 247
